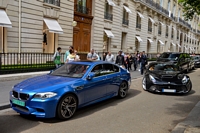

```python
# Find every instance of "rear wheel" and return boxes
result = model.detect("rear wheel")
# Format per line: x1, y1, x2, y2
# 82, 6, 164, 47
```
118, 81, 128, 98
57, 94, 77, 120
185, 82, 192, 94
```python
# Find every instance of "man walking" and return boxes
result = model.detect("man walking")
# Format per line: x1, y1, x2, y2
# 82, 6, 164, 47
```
64, 46, 73, 63
115, 50, 125, 67
105, 51, 115, 63
140, 51, 147, 75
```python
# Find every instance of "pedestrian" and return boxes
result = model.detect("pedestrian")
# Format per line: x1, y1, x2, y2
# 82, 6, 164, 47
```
103, 52, 107, 61
105, 51, 115, 63
140, 51, 147, 75
132, 53, 137, 71
52, 47, 62, 68
128, 53, 133, 70
64, 46, 74, 62
115, 50, 125, 67
66, 49, 76, 63
87, 49, 98, 60
74, 50, 80, 61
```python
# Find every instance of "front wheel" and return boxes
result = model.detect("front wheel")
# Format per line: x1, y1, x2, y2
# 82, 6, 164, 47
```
118, 81, 128, 98
142, 77, 147, 91
184, 82, 192, 94
57, 94, 77, 120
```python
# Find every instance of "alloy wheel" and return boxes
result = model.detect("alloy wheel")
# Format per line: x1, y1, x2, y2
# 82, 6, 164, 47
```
118, 82, 128, 98
142, 77, 147, 91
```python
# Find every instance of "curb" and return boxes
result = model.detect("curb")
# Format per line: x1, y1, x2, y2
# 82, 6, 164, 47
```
171, 101, 200, 133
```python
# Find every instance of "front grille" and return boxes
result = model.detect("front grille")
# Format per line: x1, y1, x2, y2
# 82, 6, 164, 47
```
12, 91, 29, 100
12, 91, 18, 98
15, 105, 29, 113
161, 75, 173, 78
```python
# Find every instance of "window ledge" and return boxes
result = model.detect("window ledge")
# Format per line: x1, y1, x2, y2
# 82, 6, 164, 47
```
136, 28, 141, 31
158, 34, 161, 36
43, 3, 61, 10
122, 24, 129, 27
165, 36, 168, 38
104, 19, 113, 23
148, 31, 152, 34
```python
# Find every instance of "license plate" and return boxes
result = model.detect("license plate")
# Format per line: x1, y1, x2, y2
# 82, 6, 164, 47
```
12, 99, 25, 107
162, 89, 176, 93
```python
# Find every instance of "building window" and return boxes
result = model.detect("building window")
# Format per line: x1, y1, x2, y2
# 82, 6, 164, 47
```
172, 4, 176, 16
184, 35, 186, 42
104, 0, 113, 21
44, 0, 60, 6
121, 32, 127, 51
167, 0, 171, 11
177, 30, 179, 40
148, 18, 152, 33
0, 27, 5, 53
136, 14, 141, 29
122, 5, 129, 25
158, 23, 162, 35
76, 0, 88, 14
166, 25, 168, 37
171, 27, 174, 38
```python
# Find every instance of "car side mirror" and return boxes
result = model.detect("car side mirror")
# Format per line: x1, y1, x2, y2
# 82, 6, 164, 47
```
49, 70, 54, 74
87, 72, 95, 80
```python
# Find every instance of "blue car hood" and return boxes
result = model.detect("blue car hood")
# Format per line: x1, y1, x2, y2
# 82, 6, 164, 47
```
14, 75, 78, 91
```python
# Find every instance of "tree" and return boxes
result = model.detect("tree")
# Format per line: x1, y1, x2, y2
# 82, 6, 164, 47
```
178, 0, 200, 20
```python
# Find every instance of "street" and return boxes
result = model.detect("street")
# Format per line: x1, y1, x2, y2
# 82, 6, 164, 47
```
0, 69, 200, 133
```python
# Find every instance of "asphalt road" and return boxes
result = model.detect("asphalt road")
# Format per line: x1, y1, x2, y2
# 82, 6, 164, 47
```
0, 69, 200, 133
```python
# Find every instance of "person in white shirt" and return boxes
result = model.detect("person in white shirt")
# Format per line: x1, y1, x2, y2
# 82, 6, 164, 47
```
105, 51, 115, 63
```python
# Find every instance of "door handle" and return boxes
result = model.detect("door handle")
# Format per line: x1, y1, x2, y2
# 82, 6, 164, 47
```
76, 85, 84, 90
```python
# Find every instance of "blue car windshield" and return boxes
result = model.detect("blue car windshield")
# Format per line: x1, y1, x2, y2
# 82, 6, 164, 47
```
51, 63, 90, 78
149, 64, 179, 72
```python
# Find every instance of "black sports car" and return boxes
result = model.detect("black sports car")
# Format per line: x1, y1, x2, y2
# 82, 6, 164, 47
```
142, 62, 192, 94
191, 55, 200, 68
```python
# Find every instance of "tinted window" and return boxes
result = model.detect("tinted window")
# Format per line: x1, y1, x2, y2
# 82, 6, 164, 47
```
149, 63, 179, 71
159, 53, 180, 60
51, 63, 90, 78
113, 65, 120, 72
102, 64, 115, 75
91, 64, 103, 77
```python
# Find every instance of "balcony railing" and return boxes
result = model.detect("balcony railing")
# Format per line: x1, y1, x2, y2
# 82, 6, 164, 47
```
122, 18, 129, 25
148, 27, 152, 32
75, 4, 90, 15
135, 0, 169, 17
44, 0, 60, 6
104, 12, 113, 21
158, 30, 161, 35
136, 23, 141, 29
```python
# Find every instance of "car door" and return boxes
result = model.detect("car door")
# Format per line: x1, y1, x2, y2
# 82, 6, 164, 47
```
103, 64, 121, 96
179, 54, 187, 71
84, 64, 108, 103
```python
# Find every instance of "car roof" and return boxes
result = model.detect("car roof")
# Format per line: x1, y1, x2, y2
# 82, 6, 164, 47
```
68, 60, 113, 65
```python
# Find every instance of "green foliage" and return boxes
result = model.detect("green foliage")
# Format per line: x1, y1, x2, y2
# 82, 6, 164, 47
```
178, 0, 200, 20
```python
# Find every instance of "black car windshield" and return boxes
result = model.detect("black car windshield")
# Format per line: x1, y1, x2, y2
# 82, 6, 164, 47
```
149, 64, 179, 72
51, 63, 90, 78
159, 53, 180, 61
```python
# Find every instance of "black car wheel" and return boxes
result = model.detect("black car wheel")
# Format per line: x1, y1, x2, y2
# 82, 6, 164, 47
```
57, 94, 77, 120
118, 81, 128, 98
142, 77, 147, 91
184, 82, 192, 94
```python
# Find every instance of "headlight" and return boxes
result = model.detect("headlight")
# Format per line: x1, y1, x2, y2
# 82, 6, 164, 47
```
149, 75, 156, 83
196, 61, 200, 64
182, 76, 188, 84
34, 92, 57, 99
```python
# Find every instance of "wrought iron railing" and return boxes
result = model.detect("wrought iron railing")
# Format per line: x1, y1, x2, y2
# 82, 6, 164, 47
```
171, 35, 173, 39
75, 4, 90, 15
136, 23, 141, 29
44, 0, 60, 6
104, 12, 113, 21
122, 18, 129, 25
158, 30, 161, 35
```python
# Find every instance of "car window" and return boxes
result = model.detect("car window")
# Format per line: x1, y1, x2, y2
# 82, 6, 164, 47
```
113, 65, 120, 72
159, 53, 180, 60
102, 64, 115, 75
51, 63, 90, 78
149, 63, 179, 71
91, 64, 103, 77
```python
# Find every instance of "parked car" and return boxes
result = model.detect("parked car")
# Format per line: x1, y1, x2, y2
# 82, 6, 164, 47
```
142, 62, 192, 94
191, 55, 200, 68
10, 61, 131, 119
157, 52, 195, 73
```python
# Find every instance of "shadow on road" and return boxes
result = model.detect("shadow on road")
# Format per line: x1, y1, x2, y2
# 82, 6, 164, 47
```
18, 89, 141, 123
0, 113, 39, 133
165, 93, 200, 128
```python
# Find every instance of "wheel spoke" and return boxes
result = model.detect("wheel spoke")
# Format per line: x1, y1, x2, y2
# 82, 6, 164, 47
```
68, 103, 76, 108
61, 109, 67, 117
67, 108, 73, 116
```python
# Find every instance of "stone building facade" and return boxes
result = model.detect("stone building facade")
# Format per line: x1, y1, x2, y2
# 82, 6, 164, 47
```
0, 0, 200, 55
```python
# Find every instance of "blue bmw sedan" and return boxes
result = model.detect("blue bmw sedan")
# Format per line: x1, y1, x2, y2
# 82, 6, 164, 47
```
10, 61, 131, 119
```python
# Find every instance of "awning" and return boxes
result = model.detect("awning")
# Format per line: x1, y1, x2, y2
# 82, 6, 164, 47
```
104, 30, 114, 38
158, 40, 164, 45
184, 46, 188, 50
123, 6, 132, 13
172, 42, 176, 46
172, 27, 176, 31
149, 17, 155, 23
177, 44, 181, 47
159, 22, 165, 26
44, 18, 63, 34
147, 38, 153, 44
135, 36, 143, 42
107, 0, 115, 6
0, 9, 12, 28
137, 12, 144, 18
